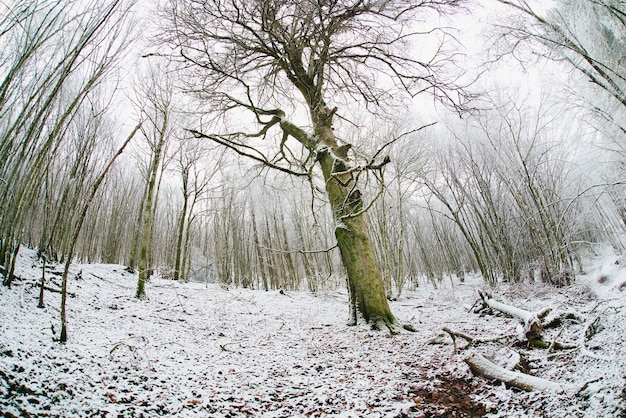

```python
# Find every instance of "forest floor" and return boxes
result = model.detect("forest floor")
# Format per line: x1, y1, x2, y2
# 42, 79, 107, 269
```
1, 248, 625, 417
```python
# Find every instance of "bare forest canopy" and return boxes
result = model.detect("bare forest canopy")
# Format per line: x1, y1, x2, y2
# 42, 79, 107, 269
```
0, 0, 624, 330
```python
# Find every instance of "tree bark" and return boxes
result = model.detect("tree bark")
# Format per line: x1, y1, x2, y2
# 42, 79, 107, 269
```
314, 122, 401, 333
136, 100, 168, 299
335, 219, 400, 331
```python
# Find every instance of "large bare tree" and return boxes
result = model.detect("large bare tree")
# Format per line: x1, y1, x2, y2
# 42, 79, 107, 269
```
164, 0, 466, 332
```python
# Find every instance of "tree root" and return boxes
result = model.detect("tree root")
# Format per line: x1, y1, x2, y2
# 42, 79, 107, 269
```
465, 351, 572, 393
402, 323, 417, 332
369, 316, 406, 335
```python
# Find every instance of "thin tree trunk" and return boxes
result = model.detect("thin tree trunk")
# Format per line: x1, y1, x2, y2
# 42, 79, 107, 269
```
180, 213, 193, 282
128, 182, 148, 270
278, 215, 296, 290
38, 256, 46, 308
136, 114, 167, 298
173, 191, 188, 281
60, 123, 140, 342
251, 210, 269, 291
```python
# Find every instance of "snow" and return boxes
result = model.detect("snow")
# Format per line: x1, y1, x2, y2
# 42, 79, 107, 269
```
1, 247, 625, 417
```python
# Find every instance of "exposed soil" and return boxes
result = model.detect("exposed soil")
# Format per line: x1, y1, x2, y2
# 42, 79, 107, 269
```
406, 374, 487, 417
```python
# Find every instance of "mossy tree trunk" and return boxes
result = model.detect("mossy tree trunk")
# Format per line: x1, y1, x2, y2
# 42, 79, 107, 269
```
311, 119, 402, 333
335, 218, 399, 330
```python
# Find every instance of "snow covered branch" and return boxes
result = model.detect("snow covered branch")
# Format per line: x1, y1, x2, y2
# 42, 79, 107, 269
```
465, 351, 573, 393
477, 289, 549, 340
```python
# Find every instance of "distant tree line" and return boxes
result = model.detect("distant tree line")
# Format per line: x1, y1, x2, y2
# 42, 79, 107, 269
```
0, 0, 623, 309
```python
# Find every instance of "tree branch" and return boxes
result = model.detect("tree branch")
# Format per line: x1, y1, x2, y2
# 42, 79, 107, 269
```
465, 351, 572, 392
186, 129, 310, 177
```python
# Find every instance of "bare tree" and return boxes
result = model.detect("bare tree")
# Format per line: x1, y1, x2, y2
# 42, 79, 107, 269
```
132, 67, 175, 299
163, 0, 466, 332
0, 0, 136, 286
493, 0, 626, 136
59, 123, 142, 342
172, 137, 218, 281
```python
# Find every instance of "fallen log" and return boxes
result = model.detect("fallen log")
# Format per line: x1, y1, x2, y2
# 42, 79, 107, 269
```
16, 280, 76, 298
477, 290, 548, 340
465, 351, 571, 393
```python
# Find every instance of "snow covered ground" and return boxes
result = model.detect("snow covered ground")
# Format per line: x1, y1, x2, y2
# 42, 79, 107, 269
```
1, 248, 625, 417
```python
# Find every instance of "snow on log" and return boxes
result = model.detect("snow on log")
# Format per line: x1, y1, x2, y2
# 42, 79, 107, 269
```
465, 351, 571, 393
478, 290, 546, 340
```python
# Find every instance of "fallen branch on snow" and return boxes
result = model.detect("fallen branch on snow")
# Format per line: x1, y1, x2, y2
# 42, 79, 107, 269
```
465, 351, 572, 393
442, 327, 513, 352
15, 280, 76, 297
219, 342, 242, 353
579, 316, 610, 361
477, 290, 550, 341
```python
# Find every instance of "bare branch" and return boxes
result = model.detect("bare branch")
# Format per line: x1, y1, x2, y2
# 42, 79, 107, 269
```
186, 129, 310, 177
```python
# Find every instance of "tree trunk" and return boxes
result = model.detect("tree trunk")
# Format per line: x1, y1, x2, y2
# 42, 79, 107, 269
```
180, 212, 194, 282
251, 210, 269, 291
128, 182, 148, 271
136, 150, 160, 299
173, 191, 188, 281
315, 123, 401, 333
136, 169, 159, 299
136, 107, 168, 298
1, 241, 20, 288
38, 256, 46, 308
335, 217, 400, 331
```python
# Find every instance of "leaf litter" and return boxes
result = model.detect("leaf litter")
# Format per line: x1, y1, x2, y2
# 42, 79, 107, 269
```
1, 248, 624, 417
